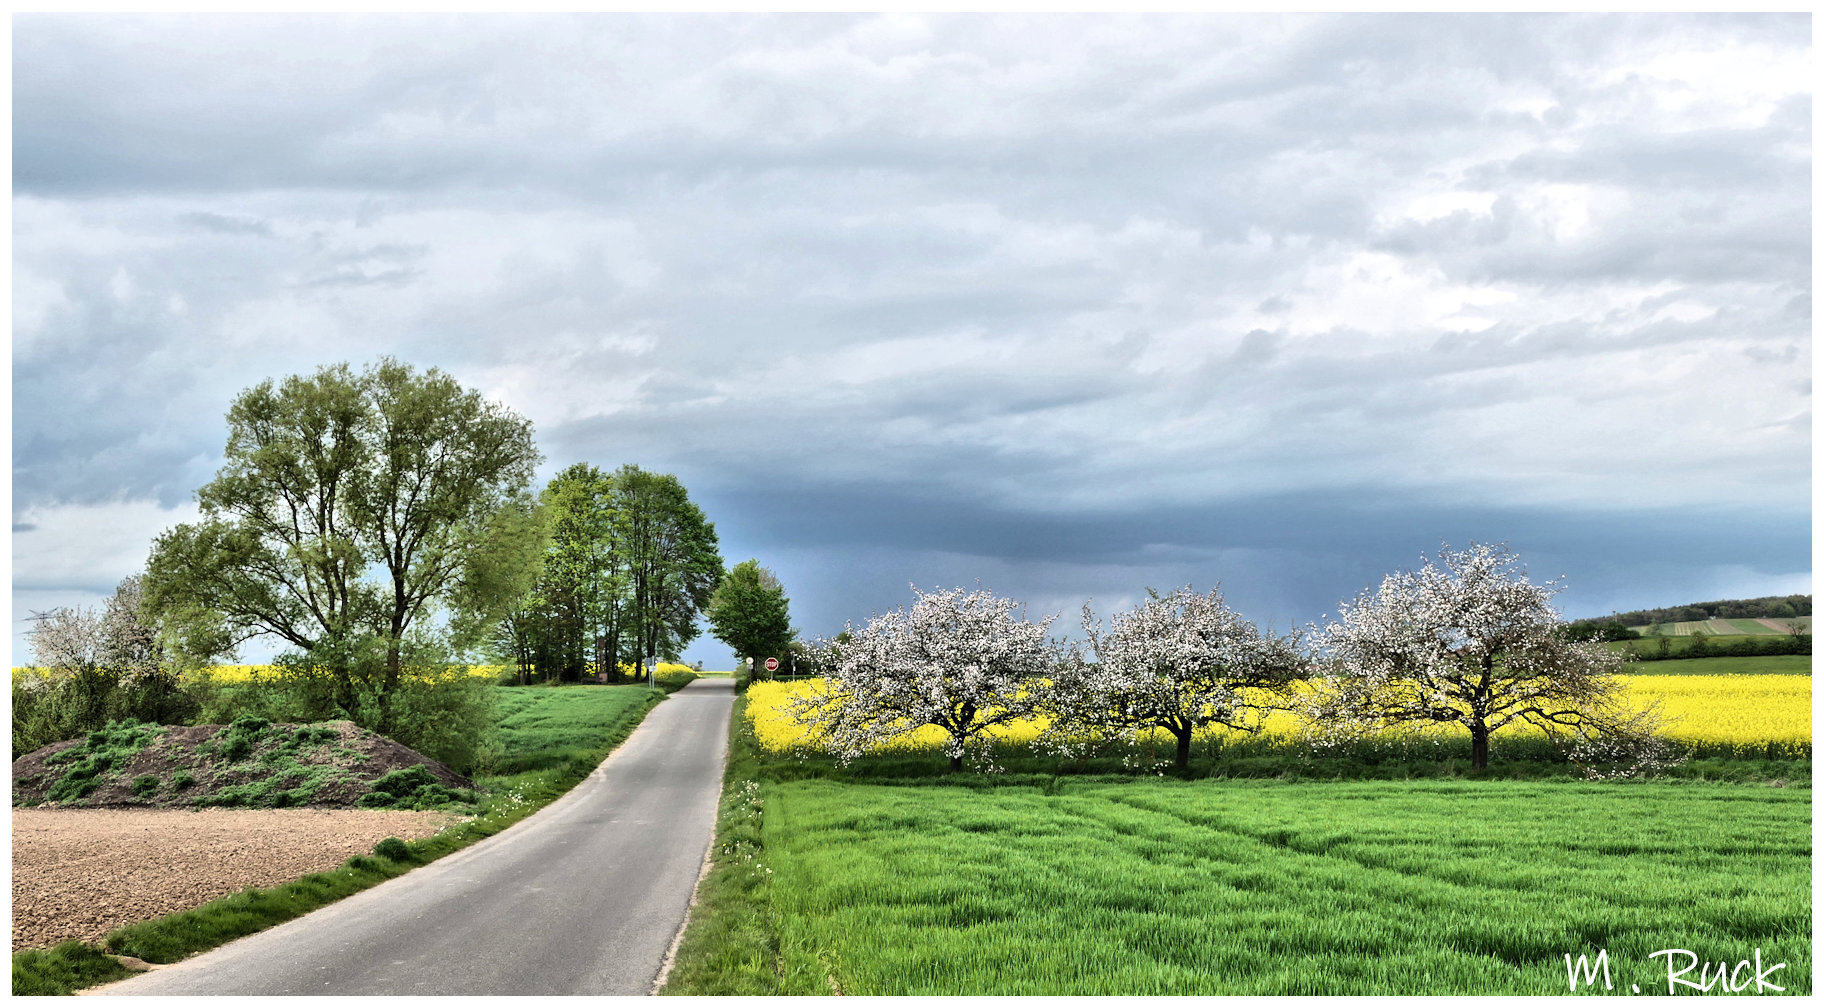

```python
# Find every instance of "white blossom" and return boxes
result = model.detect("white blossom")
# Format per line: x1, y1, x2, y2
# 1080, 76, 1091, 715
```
1310, 543, 1668, 771
790, 585, 1057, 771
1045, 586, 1303, 770
28, 574, 165, 682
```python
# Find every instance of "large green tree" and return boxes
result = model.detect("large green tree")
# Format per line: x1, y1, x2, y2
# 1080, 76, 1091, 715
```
706, 559, 795, 679
144, 358, 542, 727
519, 462, 628, 682
614, 464, 722, 680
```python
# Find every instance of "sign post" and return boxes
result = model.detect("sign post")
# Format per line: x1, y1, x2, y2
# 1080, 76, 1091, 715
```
646, 655, 658, 691
764, 657, 779, 679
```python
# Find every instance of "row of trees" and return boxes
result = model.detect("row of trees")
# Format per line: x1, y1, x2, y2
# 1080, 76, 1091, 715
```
495, 463, 722, 684
22, 358, 773, 761
791, 545, 1658, 773
1571, 594, 1813, 632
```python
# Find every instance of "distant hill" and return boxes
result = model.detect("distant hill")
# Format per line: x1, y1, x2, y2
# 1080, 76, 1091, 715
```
1576, 594, 1811, 628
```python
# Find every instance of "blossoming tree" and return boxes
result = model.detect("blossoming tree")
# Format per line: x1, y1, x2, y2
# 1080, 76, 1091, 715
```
791, 585, 1057, 771
1047, 586, 1304, 771
1311, 543, 1647, 770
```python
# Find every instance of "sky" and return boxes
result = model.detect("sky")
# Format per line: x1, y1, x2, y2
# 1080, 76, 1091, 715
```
10, 12, 1813, 671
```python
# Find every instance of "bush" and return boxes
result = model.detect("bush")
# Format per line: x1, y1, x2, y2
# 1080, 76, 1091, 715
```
12, 665, 198, 754
372, 837, 413, 862
379, 673, 496, 776
198, 654, 499, 777
355, 764, 478, 810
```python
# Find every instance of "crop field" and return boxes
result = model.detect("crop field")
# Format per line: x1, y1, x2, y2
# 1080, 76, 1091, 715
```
1635, 617, 1810, 637
741, 776, 1810, 995
746, 672, 1812, 760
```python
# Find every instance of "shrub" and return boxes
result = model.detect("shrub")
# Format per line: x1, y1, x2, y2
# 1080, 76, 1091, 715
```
372, 837, 413, 862
355, 764, 478, 810
215, 717, 271, 762
132, 775, 161, 797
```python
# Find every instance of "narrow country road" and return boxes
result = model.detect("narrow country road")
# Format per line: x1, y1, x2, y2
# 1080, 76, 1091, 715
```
91, 678, 735, 996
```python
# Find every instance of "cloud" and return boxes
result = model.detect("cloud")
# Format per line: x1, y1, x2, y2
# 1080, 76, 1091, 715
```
11, 499, 202, 591
10, 14, 1810, 666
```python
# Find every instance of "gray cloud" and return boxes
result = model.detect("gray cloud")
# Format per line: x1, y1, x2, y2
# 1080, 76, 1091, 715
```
12, 13, 1810, 666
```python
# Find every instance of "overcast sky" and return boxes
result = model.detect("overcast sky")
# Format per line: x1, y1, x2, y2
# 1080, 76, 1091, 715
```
11, 12, 1813, 669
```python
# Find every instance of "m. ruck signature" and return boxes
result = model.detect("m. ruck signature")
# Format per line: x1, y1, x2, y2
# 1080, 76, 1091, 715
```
1565, 948, 1787, 995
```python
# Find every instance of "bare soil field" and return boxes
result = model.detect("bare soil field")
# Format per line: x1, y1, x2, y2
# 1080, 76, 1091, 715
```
12, 807, 462, 952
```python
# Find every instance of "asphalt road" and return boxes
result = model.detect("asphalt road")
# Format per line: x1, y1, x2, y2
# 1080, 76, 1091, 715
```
92, 677, 735, 996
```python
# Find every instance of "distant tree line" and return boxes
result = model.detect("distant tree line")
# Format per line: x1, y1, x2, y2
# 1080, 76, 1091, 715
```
1623, 632, 1811, 662
1570, 594, 1812, 633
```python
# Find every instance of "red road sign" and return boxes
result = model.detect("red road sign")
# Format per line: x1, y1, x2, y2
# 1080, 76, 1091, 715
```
764, 657, 779, 672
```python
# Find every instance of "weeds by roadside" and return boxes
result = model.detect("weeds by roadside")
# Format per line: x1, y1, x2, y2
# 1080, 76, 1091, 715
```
657, 694, 780, 995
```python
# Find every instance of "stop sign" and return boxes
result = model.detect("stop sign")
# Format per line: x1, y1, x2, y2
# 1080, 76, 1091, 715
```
764, 657, 779, 672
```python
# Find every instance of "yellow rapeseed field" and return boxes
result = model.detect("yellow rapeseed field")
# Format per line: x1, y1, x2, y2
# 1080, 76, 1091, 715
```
745, 675, 1812, 757
13, 663, 696, 684
179, 664, 505, 683
1627, 673, 1811, 757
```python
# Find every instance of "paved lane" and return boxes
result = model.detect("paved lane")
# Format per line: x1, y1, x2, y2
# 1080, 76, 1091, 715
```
94, 678, 735, 996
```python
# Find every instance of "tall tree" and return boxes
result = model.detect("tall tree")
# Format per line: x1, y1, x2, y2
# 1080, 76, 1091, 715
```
614, 465, 722, 680
1311, 543, 1649, 770
143, 358, 541, 728
706, 559, 795, 679
528, 463, 622, 681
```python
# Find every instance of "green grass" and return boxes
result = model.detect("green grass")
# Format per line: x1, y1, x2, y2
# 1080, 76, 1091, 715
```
1625, 655, 1812, 676
11, 943, 136, 996
36, 722, 166, 804
664, 697, 1811, 997
15, 678, 694, 995
1610, 637, 1810, 663
755, 778, 1808, 995
659, 695, 778, 995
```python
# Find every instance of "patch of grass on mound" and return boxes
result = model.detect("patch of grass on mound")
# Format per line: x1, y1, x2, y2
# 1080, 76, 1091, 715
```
355, 765, 478, 810
38, 722, 166, 804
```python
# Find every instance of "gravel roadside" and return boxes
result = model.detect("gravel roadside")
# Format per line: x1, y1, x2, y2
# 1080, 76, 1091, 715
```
12, 807, 463, 952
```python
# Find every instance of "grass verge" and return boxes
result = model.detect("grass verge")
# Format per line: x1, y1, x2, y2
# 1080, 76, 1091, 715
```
658, 693, 778, 994
13, 675, 697, 995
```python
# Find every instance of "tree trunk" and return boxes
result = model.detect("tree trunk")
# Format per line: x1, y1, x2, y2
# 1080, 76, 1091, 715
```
948, 752, 964, 772
1173, 727, 1193, 772
1470, 721, 1490, 770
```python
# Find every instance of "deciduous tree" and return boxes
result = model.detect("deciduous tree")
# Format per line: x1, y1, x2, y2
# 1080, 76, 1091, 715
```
793, 586, 1057, 771
143, 358, 541, 730
614, 464, 722, 680
706, 560, 795, 681
1048, 586, 1303, 771
1310, 543, 1649, 771
14, 575, 194, 750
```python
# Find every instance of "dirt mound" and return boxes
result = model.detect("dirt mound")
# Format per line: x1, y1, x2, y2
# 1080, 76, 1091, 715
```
11, 719, 480, 811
